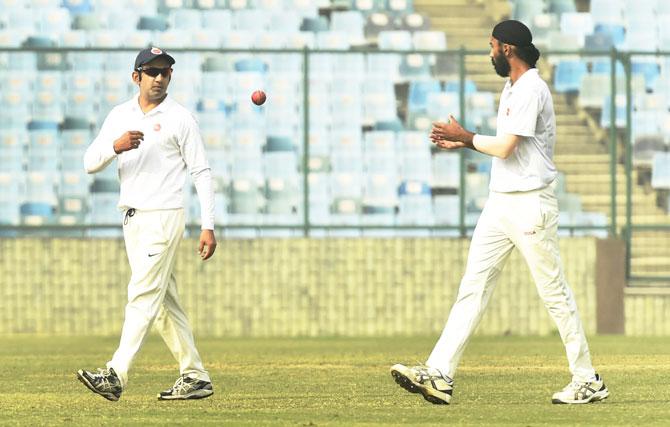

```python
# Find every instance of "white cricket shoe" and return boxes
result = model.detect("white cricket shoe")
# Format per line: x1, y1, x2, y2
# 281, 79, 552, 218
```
551, 374, 609, 404
390, 363, 453, 404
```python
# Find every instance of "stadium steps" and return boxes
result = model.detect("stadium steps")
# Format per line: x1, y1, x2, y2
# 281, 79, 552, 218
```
416, 0, 670, 283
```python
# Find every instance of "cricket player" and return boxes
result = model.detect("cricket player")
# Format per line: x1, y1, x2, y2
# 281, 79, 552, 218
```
390, 20, 609, 405
77, 47, 216, 401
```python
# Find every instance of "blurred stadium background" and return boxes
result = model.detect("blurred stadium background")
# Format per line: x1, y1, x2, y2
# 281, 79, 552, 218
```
0, 0, 669, 338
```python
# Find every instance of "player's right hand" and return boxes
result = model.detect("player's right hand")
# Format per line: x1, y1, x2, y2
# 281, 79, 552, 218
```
113, 131, 144, 154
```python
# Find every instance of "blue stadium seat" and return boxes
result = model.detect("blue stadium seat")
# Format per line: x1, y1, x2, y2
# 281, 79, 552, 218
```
399, 150, 431, 182
444, 79, 477, 94
553, 60, 587, 93
399, 54, 431, 79
264, 177, 299, 215
387, 0, 414, 14
432, 152, 460, 189
407, 79, 442, 112
590, 0, 624, 25
594, 23, 625, 48
433, 194, 459, 226
308, 172, 331, 225
427, 92, 458, 121
366, 52, 402, 80
168, 8, 202, 30
548, 0, 576, 13
234, 57, 269, 73
229, 178, 264, 218
331, 86, 364, 127
23, 171, 58, 225
0, 172, 22, 225
36, 8, 71, 34
600, 94, 627, 128
235, 9, 272, 31
397, 180, 433, 225
62, 0, 92, 13
412, 30, 446, 51
632, 60, 661, 92
60, 30, 88, 48
0, 131, 24, 174
138, 15, 169, 31
60, 170, 91, 198
332, 150, 364, 174
378, 30, 413, 50
270, 10, 302, 33
0, 30, 27, 48
625, 27, 659, 51
263, 136, 298, 178
559, 12, 593, 47
584, 33, 613, 52
331, 10, 366, 40
201, 9, 232, 31
231, 150, 264, 183
352, 0, 386, 14
71, 13, 103, 31
467, 91, 495, 130
330, 172, 363, 198
300, 16, 329, 32
364, 12, 394, 42
329, 196, 362, 230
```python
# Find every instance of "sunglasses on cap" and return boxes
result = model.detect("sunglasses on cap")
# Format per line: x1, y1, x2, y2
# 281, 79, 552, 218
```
136, 67, 172, 77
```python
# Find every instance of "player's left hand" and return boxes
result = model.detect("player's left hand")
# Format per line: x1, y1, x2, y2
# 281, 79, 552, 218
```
198, 229, 217, 261
430, 115, 467, 143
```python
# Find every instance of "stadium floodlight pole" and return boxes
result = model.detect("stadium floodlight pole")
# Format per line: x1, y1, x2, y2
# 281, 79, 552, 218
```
302, 46, 310, 237
624, 53, 633, 281
609, 48, 618, 238
458, 46, 467, 237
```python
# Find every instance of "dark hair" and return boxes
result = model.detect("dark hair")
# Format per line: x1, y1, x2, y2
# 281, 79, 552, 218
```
515, 44, 540, 68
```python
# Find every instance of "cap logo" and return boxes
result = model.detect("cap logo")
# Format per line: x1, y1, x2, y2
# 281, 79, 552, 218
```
151, 47, 163, 55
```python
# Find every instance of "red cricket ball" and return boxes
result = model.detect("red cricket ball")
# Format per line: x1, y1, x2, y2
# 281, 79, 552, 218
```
251, 90, 266, 106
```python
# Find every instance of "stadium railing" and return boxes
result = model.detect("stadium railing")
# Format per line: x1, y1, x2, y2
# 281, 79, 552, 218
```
0, 46, 668, 284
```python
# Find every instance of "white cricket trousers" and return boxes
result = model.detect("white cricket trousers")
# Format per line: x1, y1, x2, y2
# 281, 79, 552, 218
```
107, 208, 210, 389
426, 182, 596, 383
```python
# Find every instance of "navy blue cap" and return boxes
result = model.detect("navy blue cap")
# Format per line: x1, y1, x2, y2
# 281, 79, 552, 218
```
134, 46, 175, 70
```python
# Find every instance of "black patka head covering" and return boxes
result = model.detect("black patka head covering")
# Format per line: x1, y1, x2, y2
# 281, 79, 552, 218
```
492, 20, 533, 47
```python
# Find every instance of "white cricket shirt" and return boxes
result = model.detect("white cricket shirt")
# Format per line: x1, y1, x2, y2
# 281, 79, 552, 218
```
84, 94, 215, 230
490, 68, 557, 192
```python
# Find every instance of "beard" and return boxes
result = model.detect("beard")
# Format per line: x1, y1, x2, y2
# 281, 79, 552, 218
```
491, 51, 510, 77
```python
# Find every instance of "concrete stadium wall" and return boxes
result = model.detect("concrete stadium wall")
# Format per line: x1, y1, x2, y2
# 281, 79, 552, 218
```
0, 237, 615, 337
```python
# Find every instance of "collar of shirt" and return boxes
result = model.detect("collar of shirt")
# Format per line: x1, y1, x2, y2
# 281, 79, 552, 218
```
503, 68, 539, 93
130, 93, 174, 117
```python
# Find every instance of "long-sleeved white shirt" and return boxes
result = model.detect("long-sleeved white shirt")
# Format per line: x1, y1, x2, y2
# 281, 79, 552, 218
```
84, 94, 215, 230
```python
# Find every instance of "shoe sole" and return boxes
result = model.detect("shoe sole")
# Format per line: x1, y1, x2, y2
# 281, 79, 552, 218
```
157, 389, 214, 401
390, 365, 451, 405
76, 370, 120, 402
552, 388, 610, 404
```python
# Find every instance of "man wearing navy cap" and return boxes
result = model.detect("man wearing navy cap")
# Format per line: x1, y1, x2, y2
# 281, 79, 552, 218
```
390, 21, 609, 405
77, 47, 216, 401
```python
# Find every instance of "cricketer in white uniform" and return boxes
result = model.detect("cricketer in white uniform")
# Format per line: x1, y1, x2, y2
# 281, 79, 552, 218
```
76, 47, 216, 402
390, 21, 610, 405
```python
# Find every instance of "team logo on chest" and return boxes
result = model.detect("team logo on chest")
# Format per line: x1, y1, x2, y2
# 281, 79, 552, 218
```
153, 123, 161, 132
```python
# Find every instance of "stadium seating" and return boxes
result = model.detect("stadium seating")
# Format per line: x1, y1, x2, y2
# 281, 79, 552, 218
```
1, 0, 660, 235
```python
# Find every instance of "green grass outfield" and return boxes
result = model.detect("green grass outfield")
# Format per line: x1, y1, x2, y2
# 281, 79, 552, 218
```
1, 335, 669, 426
